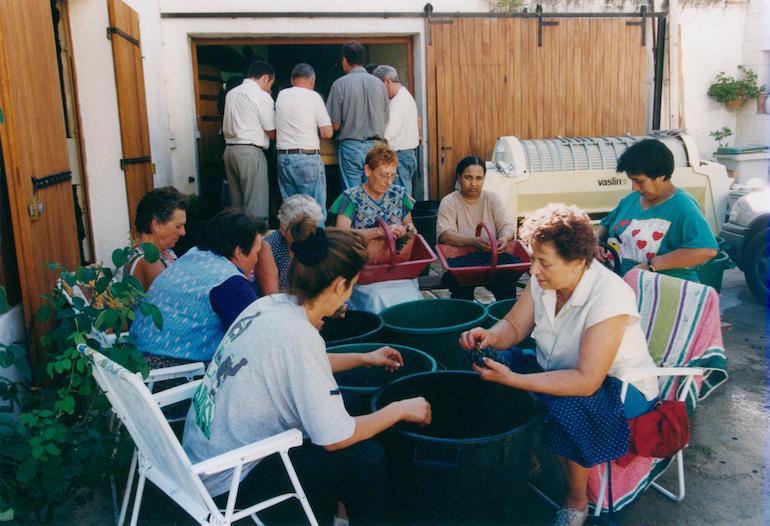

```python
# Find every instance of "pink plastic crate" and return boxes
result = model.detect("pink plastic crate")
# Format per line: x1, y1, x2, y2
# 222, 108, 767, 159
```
358, 217, 437, 285
436, 222, 532, 287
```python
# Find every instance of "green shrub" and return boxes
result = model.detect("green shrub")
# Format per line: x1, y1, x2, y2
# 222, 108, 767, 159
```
707, 66, 766, 104
0, 245, 162, 523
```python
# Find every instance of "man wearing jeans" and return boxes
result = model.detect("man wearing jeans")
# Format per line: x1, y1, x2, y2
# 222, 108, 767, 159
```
373, 65, 420, 196
326, 40, 389, 190
275, 63, 333, 220
222, 61, 276, 220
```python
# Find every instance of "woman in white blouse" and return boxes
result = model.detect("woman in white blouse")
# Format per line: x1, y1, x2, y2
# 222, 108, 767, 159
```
460, 203, 658, 526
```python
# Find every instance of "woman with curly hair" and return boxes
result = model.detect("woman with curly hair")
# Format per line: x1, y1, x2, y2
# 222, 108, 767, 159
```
129, 186, 188, 290
460, 203, 658, 526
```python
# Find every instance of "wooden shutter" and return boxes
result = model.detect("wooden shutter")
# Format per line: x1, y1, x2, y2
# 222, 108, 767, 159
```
426, 17, 648, 198
108, 0, 153, 231
0, 0, 80, 362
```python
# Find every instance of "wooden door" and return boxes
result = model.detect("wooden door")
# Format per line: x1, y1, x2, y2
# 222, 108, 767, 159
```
194, 62, 225, 213
108, 0, 153, 232
426, 17, 648, 198
0, 0, 80, 361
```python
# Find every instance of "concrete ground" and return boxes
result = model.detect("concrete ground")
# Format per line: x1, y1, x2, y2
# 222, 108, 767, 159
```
57, 268, 768, 526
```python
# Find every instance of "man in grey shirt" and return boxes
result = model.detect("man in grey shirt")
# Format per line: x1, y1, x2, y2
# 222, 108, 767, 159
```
326, 40, 389, 190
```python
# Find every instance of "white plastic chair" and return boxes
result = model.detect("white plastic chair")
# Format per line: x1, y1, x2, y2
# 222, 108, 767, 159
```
592, 366, 704, 516
81, 344, 318, 526
115, 359, 207, 526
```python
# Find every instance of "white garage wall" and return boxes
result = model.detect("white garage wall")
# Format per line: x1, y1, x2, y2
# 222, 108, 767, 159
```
736, 0, 770, 148
69, 0, 756, 251
69, 0, 132, 263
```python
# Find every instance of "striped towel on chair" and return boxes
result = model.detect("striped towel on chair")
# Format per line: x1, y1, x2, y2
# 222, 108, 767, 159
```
586, 269, 728, 513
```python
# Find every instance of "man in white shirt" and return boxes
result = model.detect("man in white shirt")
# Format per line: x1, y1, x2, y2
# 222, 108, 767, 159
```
275, 63, 333, 220
223, 61, 276, 220
373, 65, 420, 196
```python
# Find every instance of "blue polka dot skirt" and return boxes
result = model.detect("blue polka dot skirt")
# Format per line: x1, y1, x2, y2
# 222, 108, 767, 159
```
500, 349, 630, 468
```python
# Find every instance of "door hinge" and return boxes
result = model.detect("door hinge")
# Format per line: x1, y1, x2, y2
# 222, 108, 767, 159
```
535, 5, 559, 47
119, 156, 152, 170
106, 26, 141, 47
625, 5, 648, 46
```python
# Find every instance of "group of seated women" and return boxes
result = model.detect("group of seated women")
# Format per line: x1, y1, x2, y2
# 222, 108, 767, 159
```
122, 137, 718, 526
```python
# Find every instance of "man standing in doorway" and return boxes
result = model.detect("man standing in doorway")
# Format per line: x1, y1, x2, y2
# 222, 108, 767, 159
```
223, 61, 276, 220
275, 63, 333, 219
372, 65, 419, 196
326, 40, 389, 189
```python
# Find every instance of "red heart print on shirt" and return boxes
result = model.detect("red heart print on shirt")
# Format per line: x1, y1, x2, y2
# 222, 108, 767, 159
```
631, 229, 641, 237
637, 239, 647, 249
652, 231, 664, 241
646, 252, 656, 261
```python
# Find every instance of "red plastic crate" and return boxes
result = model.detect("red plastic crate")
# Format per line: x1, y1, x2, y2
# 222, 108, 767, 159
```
358, 217, 437, 285
436, 222, 532, 287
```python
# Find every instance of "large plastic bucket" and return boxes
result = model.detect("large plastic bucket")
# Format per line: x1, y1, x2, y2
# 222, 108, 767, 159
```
372, 371, 542, 522
696, 250, 732, 292
328, 343, 438, 416
412, 200, 440, 247
486, 298, 517, 325
380, 299, 487, 370
320, 310, 383, 347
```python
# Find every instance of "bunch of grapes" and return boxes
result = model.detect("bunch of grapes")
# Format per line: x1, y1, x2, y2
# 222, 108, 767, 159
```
464, 343, 515, 369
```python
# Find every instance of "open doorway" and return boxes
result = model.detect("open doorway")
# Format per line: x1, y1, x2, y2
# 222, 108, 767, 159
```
191, 37, 415, 231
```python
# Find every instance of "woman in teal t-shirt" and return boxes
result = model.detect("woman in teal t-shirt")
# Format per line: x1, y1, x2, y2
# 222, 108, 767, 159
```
597, 139, 718, 283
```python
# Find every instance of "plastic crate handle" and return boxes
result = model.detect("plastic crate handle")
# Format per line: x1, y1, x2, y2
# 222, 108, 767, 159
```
375, 216, 398, 270
475, 222, 499, 268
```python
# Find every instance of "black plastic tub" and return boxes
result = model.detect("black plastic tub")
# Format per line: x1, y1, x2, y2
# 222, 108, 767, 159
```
380, 299, 487, 370
320, 310, 384, 347
329, 343, 438, 416
372, 371, 542, 523
412, 200, 440, 248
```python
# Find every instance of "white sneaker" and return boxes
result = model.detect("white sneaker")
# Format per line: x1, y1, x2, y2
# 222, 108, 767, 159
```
553, 507, 588, 526
332, 516, 349, 526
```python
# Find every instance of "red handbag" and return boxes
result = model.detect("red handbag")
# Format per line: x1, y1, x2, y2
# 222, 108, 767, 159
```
616, 400, 691, 467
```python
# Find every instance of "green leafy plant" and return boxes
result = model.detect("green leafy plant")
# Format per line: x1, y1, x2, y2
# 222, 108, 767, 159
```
707, 66, 766, 106
709, 126, 733, 148
0, 245, 162, 523
487, 0, 525, 12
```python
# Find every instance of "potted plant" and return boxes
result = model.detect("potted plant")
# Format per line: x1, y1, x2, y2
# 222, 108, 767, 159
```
709, 127, 733, 149
707, 66, 766, 110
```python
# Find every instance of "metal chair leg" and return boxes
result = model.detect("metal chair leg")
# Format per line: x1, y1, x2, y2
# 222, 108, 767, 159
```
128, 472, 146, 526
279, 450, 319, 526
117, 450, 138, 526
593, 463, 610, 516
651, 451, 686, 502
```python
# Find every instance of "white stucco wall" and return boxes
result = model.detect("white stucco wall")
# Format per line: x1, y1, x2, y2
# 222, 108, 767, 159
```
736, 0, 770, 147
68, 0, 175, 264
675, 2, 748, 159
69, 0, 132, 263
69, 0, 758, 249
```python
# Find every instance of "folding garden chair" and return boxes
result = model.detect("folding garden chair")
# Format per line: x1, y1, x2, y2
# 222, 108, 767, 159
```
529, 269, 728, 520
587, 269, 728, 515
80, 344, 318, 526
115, 358, 206, 526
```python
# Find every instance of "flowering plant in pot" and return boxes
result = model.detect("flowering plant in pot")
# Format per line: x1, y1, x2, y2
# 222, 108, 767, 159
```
0, 246, 161, 523
707, 66, 766, 110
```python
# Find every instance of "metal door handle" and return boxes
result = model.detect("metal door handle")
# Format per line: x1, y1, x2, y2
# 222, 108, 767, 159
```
440, 139, 452, 164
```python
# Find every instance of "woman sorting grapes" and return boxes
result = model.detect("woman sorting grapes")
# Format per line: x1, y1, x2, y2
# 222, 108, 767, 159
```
437, 156, 517, 300
184, 226, 431, 525
460, 204, 658, 526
